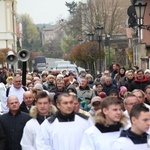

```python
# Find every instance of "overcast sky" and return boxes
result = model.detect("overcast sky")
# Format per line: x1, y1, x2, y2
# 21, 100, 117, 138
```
17, 0, 81, 24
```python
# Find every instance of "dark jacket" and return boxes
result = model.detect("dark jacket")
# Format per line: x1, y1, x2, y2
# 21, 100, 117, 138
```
118, 76, 127, 88
20, 101, 35, 114
120, 128, 148, 144
102, 83, 117, 96
124, 78, 135, 92
130, 76, 150, 91
51, 86, 67, 93
0, 121, 5, 150
0, 72, 7, 84
111, 70, 118, 79
0, 111, 31, 150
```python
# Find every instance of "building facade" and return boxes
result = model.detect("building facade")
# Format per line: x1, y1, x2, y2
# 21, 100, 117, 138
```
127, 0, 150, 69
0, 0, 17, 52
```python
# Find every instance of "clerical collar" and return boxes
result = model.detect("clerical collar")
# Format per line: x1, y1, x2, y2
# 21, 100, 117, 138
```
37, 114, 51, 124
56, 111, 75, 122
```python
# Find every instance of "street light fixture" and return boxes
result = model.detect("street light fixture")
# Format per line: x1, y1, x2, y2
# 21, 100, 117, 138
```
134, 1, 150, 30
105, 34, 111, 66
78, 38, 83, 44
95, 25, 104, 74
87, 32, 94, 41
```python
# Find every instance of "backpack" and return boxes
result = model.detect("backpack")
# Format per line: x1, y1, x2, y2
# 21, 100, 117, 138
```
6, 86, 27, 97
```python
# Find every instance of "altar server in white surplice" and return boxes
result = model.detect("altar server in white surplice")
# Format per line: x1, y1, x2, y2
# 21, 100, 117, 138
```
36, 92, 92, 150
80, 96, 127, 150
21, 91, 57, 150
112, 103, 150, 150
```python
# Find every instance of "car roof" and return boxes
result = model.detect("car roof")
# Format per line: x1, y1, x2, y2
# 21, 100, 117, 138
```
57, 64, 77, 68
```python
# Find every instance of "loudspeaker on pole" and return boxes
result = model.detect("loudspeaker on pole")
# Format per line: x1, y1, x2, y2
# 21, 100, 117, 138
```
6, 51, 18, 64
17, 49, 30, 62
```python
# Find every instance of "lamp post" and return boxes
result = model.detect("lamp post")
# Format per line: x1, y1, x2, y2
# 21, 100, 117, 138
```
134, 1, 147, 42
95, 25, 103, 74
105, 34, 111, 66
86, 32, 94, 73
134, 1, 147, 28
87, 32, 94, 42
78, 38, 83, 44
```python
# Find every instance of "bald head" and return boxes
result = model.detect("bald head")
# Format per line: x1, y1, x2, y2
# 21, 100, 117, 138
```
7, 95, 19, 104
7, 95, 20, 112
23, 91, 34, 106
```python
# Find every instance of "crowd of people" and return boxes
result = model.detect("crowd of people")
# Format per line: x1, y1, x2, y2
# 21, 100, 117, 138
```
0, 62, 150, 150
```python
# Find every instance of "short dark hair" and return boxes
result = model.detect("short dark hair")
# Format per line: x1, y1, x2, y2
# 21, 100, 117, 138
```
95, 82, 102, 87
137, 69, 144, 74
130, 103, 149, 122
73, 81, 79, 85
56, 92, 71, 104
35, 91, 51, 103
100, 96, 121, 110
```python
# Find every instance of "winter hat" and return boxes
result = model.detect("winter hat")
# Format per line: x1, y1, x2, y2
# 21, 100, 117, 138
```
91, 96, 102, 106
98, 92, 107, 98
109, 89, 119, 96
34, 83, 43, 91
120, 86, 127, 93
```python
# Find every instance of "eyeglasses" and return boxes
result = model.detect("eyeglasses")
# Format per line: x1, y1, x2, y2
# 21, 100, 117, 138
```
15, 80, 21, 83
136, 96, 143, 99
125, 102, 138, 106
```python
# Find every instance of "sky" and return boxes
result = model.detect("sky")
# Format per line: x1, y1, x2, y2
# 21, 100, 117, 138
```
17, 0, 81, 24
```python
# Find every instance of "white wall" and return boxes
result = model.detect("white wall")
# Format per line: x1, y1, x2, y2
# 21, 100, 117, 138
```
0, 1, 15, 49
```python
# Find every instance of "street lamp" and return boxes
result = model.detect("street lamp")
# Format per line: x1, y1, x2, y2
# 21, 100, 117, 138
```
105, 34, 111, 66
134, 1, 149, 30
87, 32, 94, 42
78, 38, 83, 44
95, 25, 103, 74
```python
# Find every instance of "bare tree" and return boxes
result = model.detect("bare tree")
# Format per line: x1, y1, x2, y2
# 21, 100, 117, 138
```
79, 0, 130, 35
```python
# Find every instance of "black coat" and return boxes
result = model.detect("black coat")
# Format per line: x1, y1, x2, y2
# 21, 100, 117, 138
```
20, 101, 35, 114
0, 111, 31, 150
130, 76, 150, 92
102, 83, 117, 96
0, 121, 5, 150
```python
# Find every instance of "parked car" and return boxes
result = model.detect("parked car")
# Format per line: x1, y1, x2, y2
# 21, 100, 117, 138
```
56, 64, 79, 76
53, 61, 71, 70
33, 56, 47, 73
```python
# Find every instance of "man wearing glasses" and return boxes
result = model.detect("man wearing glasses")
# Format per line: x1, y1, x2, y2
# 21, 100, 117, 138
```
123, 94, 139, 130
1, 75, 26, 114
132, 89, 150, 110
